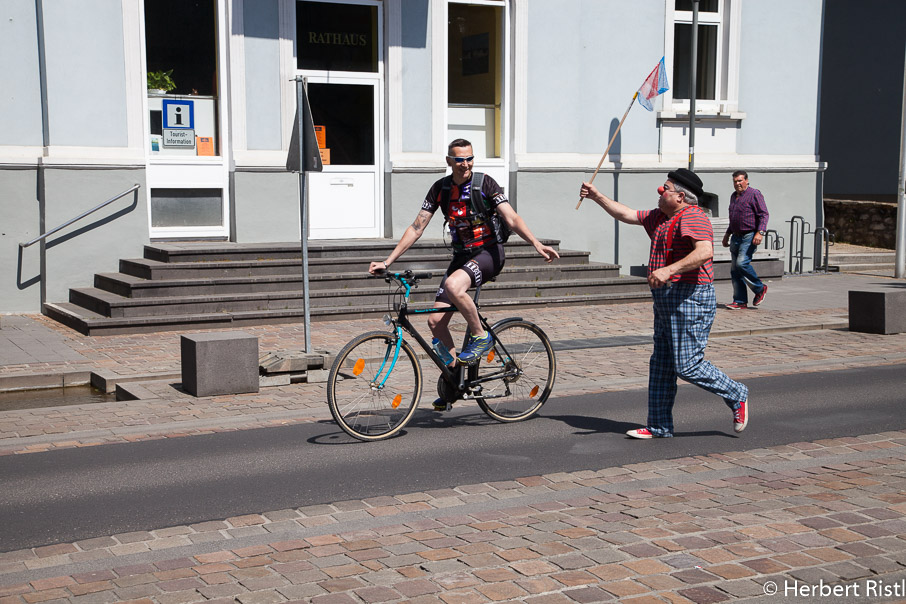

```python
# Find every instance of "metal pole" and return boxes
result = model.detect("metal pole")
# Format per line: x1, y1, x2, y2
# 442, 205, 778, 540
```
688, 0, 699, 171
295, 77, 312, 352
896, 41, 906, 279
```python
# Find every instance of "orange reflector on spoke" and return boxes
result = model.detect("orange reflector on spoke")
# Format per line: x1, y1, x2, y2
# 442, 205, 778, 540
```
391, 394, 402, 408
487, 350, 495, 362
352, 359, 365, 376
529, 385, 539, 398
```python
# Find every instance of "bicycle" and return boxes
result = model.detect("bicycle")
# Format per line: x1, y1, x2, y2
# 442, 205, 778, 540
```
327, 270, 557, 441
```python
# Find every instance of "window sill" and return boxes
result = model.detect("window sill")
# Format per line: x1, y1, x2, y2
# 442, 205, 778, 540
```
658, 109, 746, 122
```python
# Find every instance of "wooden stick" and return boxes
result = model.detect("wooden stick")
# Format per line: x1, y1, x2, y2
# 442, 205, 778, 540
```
576, 92, 638, 210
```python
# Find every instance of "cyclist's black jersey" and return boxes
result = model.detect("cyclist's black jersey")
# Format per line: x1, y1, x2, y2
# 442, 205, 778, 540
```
422, 175, 509, 250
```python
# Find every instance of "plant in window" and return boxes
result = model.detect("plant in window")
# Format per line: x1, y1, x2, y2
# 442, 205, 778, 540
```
147, 69, 176, 93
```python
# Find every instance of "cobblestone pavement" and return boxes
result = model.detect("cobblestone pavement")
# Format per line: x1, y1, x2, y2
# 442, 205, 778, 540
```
2, 274, 906, 602
1, 432, 906, 603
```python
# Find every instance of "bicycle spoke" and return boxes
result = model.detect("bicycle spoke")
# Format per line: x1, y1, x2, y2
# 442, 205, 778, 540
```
476, 321, 556, 422
328, 332, 422, 441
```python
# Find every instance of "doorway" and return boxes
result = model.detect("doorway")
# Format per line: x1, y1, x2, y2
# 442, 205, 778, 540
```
297, 0, 383, 239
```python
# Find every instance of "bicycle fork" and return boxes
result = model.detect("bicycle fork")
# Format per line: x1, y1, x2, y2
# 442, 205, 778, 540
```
368, 326, 405, 408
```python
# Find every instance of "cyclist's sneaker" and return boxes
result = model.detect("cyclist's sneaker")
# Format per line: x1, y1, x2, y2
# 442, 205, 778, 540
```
753, 284, 768, 307
725, 302, 748, 310
457, 332, 494, 365
733, 399, 749, 433
433, 397, 451, 412
626, 428, 658, 439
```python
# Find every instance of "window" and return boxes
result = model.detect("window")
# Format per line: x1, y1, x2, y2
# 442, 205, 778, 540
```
297, 1, 378, 73
668, 0, 739, 112
447, 2, 504, 159
145, 0, 220, 156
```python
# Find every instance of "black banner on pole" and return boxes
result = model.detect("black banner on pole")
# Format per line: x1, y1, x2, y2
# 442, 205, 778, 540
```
286, 82, 323, 173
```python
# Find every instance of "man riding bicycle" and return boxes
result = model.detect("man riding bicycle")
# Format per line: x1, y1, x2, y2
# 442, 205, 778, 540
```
369, 138, 559, 369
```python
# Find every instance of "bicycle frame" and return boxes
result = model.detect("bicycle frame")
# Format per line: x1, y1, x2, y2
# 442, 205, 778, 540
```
377, 272, 523, 399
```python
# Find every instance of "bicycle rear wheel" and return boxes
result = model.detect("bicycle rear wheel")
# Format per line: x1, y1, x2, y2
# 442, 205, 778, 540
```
327, 331, 422, 441
475, 320, 556, 422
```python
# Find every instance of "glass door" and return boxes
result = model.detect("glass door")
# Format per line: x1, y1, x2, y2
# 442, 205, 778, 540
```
297, 0, 383, 239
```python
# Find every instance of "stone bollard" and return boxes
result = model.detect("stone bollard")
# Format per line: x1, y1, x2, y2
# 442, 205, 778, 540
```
848, 290, 906, 335
181, 331, 260, 397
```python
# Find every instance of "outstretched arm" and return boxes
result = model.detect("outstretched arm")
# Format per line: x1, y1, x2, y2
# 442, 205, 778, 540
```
496, 202, 560, 263
368, 209, 433, 274
579, 182, 642, 225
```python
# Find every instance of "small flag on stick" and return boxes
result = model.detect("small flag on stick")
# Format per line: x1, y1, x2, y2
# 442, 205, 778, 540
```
637, 56, 669, 111
575, 57, 670, 210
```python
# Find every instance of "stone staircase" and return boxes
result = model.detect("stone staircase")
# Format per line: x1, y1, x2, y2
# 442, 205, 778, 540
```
826, 243, 896, 274
44, 239, 652, 335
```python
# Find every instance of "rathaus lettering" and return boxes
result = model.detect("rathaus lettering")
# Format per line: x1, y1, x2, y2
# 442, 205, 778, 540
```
308, 32, 368, 46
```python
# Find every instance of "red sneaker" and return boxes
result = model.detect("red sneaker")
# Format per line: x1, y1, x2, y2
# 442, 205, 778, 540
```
733, 400, 748, 433
725, 302, 748, 310
626, 428, 655, 439
753, 285, 768, 307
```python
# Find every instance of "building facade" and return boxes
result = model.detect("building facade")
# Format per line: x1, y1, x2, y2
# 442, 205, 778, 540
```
1, 0, 825, 313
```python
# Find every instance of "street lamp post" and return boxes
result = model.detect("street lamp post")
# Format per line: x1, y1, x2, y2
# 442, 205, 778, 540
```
688, 0, 699, 171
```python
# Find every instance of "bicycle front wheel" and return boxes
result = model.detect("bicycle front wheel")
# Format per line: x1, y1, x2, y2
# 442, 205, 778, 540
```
475, 320, 556, 422
327, 331, 422, 441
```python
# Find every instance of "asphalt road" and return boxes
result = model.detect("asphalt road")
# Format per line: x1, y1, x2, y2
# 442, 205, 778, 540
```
1, 363, 904, 552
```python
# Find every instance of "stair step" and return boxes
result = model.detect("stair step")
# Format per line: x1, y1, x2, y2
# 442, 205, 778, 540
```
827, 263, 896, 273
143, 239, 561, 263
94, 263, 621, 298
121, 248, 594, 279
69, 275, 650, 317
44, 290, 653, 335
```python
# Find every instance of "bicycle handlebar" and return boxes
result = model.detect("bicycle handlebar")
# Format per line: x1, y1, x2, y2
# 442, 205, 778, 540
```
378, 269, 433, 286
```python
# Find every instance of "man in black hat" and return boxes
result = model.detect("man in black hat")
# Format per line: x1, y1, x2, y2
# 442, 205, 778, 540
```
579, 169, 749, 438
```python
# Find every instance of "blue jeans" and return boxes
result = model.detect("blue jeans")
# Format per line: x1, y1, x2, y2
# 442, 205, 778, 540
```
647, 283, 748, 436
729, 232, 765, 304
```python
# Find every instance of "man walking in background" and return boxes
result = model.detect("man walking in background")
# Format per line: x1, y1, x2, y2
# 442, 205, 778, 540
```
722, 170, 770, 310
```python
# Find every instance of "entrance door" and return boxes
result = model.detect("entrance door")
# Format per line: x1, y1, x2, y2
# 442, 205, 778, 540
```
305, 78, 381, 239
297, 0, 383, 239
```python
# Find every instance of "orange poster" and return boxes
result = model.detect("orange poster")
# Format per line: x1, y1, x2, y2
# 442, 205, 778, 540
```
319, 148, 331, 165
314, 125, 326, 149
196, 136, 214, 156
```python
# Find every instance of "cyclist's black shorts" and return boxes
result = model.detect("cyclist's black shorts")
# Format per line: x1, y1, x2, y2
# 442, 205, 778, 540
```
435, 243, 505, 305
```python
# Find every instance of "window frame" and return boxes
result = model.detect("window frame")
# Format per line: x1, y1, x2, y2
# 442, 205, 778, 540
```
444, 0, 509, 173
663, 0, 741, 116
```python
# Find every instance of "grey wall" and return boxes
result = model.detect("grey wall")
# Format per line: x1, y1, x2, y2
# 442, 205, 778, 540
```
43, 1, 128, 147
0, 1, 43, 146
525, 0, 664, 154
234, 171, 301, 241
42, 169, 148, 305
244, 0, 284, 151
819, 0, 906, 198
400, 0, 433, 153
389, 171, 446, 239
0, 169, 41, 312
737, 0, 822, 155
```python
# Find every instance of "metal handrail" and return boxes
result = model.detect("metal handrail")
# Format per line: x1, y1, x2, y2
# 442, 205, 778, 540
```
19, 183, 141, 248
813, 227, 835, 273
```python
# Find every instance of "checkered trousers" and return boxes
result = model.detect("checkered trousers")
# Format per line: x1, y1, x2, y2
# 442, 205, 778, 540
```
647, 283, 748, 437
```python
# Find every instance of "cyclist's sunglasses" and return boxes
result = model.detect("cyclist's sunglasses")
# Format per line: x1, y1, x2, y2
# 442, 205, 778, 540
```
448, 155, 474, 164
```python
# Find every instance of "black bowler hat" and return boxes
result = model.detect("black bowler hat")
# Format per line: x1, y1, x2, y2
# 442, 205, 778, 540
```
667, 168, 704, 198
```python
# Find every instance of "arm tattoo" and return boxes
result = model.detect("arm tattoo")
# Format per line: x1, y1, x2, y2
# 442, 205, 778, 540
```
411, 210, 432, 234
